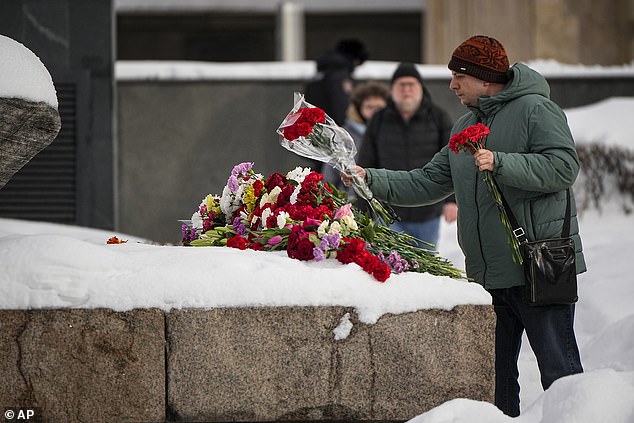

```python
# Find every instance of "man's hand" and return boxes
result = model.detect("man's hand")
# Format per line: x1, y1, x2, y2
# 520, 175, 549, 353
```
341, 166, 366, 187
474, 149, 495, 171
443, 202, 458, 223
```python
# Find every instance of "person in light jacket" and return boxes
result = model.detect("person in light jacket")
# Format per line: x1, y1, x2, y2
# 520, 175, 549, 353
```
342, 35, 585, 417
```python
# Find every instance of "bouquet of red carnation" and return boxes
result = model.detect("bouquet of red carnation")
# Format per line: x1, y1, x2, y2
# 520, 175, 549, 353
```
182, 163, 466, 282
277, 93, 398, 225
450, 123, 523, 264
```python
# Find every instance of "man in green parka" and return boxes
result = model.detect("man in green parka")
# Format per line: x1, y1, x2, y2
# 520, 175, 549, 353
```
342, 35, 585, 417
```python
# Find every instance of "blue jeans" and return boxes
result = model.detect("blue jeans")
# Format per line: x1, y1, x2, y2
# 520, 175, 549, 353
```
488, 286, 583, 417
390, 217, 440, 250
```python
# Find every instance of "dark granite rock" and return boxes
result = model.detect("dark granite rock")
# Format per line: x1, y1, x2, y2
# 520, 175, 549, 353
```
166, 305, 495, 422
0, 97, 61, 189
0, 309, 165, 423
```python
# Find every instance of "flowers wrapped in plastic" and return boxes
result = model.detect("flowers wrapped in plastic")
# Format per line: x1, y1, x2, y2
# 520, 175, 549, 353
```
181, 162, 465, 282
449, 123, 523, 264
277, 93, 398, 225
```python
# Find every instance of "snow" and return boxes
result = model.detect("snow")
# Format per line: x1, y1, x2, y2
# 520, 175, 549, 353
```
0, 35, 58, 109
565, 97, 634, 149
2, 39, 634, 420
114, 60, 455, 81
0, 218, 489, 324
115, 59, 634, 81
115, 0, 423, 13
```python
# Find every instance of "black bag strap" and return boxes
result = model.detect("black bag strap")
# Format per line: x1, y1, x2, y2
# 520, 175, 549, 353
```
492, 178, 571, 243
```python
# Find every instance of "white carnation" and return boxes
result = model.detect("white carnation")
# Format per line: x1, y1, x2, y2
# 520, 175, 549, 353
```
341, 215, 358, 231
276, 211, 290, 229
328, 221, 342, 235
317, 220, 329, 237
191, 212, 203, 229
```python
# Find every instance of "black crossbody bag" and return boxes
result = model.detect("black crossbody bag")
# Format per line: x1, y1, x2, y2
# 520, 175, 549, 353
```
497, 185, 578, 306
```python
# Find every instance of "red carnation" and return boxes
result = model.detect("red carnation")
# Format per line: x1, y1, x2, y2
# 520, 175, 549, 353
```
355, 250, 376, 273
227, 235, 248, 250
265, 172, 287, 191
287, 226, 315, 261
372, 262, 391, 282
314, 205, 334, 220
300, 107, 326, 124
337, 237, 367, 265
449, 123, 490, 154
249, 241, 264, 251
278, 184, 294, 204
281, 107, 326, 141
336, 248, 355, 264
283, 121, 314, 141
252, 180, 264, 198
265, 214, 278, 229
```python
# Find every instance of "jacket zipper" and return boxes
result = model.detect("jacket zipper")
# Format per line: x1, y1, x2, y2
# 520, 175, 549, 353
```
477, 114, 498, 288
528, 248, 536, 302
474, 168, 488, 287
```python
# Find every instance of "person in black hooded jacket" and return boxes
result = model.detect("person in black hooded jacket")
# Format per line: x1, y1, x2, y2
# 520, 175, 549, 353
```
304, 39, 369, 127
358, 62, 457, 249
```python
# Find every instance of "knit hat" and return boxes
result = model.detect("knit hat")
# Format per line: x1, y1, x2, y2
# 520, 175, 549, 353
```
390, 62, 423, 86
448, 35, 510, 83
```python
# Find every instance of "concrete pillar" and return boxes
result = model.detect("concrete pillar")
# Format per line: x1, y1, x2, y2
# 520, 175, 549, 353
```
276, 0, 305, 61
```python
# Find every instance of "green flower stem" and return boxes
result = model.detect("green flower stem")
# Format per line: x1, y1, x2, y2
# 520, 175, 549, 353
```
482, 170, 524, 265
353, 211, 467, 280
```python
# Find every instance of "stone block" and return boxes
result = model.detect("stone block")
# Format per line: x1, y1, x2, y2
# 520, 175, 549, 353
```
0, 97, 61, 189
167, 305, 495, 422
0, 309, 165, 423
167, 307, 345, 422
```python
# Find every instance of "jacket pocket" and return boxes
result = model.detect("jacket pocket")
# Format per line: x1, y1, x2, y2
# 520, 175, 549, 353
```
527, 191, 567, 241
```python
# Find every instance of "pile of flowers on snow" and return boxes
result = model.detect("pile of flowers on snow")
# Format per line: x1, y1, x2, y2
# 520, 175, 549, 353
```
181, 162, 465, 282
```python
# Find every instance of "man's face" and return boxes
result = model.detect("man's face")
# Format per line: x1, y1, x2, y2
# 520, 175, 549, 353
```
449, 71, 486, 107
391, 76, 423, 114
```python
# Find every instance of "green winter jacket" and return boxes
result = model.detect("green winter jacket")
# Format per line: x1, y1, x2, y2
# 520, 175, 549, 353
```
365, 63, 586, 289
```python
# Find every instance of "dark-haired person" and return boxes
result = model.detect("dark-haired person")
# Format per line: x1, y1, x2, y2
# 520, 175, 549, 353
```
342, 36, 585, 417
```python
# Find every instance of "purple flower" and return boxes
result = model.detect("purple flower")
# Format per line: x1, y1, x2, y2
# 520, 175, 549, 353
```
319, 238, 329, 250
231, 162, 254, 176
227, 175, 239, 192
319, 233, 340, 251
232, 216, 246, 235
181, 224, 197, 242
313, 247, 326, 261
377, 250, 410, 274
326, 233, 341, 249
